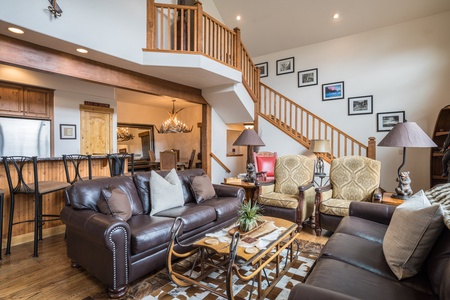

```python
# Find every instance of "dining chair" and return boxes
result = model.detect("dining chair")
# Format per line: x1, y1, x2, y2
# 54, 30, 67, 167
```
169, 148, 180, 162
107, 153, 135, 177
187, 149, 196, 169
160, 150, 177, 170
2, 156, 71, 257
148, 150, 156, 162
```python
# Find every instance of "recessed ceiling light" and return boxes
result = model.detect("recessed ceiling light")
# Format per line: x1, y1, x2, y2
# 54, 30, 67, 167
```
236, 15, 241, 21
76, 48, 88, 54
333, 13, 340, 20
8, 27, 24, 34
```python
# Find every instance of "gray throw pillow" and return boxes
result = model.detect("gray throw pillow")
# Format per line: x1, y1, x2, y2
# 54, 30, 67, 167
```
190, 174, 217, 203
97, 185, 132, 221
383, 190, 444, 280
149, 168, 184, 216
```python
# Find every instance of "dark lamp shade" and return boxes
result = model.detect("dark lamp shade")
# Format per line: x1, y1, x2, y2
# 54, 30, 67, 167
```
233, 129, 265, 147
378, 122, 437, 148
310, 139, 331, 153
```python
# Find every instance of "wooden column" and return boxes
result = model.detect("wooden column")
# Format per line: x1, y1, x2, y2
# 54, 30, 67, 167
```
147, 0, 156, 49
195, 1, 203, 53
367, 137, 376, 159
234, 27, 242, 70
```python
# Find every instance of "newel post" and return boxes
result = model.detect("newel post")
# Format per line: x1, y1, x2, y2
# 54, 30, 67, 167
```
195, 1, 203, 52
234, 27, 242, 70
146, 0, 156, 49
367, 137, 376, 159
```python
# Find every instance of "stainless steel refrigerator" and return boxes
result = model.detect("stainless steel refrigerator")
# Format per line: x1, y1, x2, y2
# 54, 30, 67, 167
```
0, 117, 51, 157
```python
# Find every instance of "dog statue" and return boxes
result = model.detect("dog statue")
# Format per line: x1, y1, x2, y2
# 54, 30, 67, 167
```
395, 171, 413, 197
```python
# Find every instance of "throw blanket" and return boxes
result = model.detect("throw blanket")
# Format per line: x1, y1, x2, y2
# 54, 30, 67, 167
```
425, 183, 450, 229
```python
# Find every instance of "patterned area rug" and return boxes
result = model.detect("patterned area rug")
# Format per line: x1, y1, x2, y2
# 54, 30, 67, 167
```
111, 239, 323, 300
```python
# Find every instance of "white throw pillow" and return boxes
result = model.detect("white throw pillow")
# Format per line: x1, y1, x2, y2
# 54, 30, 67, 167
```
383, 190, 444, 280
149, 169, 184, 216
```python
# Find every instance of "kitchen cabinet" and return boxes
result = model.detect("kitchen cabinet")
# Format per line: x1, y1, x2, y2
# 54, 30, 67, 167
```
0, 81, 53, 119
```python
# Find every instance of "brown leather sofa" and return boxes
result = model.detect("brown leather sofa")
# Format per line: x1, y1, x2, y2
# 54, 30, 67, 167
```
289, 201, 450, 300
60, 169, 244, 298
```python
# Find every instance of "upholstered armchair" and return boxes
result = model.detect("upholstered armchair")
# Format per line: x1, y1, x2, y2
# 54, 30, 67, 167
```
257, 154, 315, 229
314, 156, 382, 236
253, 151, 277, 181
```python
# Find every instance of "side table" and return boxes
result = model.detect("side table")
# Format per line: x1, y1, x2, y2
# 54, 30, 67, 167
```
381, 192, 405, 206
222, 181, 258, 203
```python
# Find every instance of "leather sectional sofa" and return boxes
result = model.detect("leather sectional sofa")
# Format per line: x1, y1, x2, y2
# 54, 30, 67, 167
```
60, 169, 244, 298
289, 200, 450, 300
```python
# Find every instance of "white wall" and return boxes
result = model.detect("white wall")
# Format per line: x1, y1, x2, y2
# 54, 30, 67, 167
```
254, 11, 450, 192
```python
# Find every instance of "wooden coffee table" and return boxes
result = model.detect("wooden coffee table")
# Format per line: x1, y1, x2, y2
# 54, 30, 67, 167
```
166, 216, 299, 299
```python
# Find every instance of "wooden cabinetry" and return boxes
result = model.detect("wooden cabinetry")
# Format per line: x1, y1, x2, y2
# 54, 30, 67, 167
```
430, 105, 450, 187
0, 81, 52, 119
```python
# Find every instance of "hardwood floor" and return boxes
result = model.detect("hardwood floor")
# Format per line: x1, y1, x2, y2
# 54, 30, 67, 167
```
0, 226, 329, 299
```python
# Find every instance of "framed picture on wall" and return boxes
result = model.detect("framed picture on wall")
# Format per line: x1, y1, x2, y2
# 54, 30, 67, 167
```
276, 57, 295, 75
298, 68, 318, 87
60, 124, 76, 139
322, 81, 344, 100
255, 62, 268, 78
377, 111, 405, 132
348, 95, 373, 115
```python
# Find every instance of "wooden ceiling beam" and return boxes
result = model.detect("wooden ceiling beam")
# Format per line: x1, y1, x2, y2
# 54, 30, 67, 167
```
0, 34, 206, 104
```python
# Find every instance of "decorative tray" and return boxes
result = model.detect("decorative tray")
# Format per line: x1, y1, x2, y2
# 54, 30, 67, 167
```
228, 220, 267, 237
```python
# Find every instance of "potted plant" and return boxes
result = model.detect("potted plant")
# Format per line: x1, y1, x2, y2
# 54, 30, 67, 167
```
238, 202, 263, 232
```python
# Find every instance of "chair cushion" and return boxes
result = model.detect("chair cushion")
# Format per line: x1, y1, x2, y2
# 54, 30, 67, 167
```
97, 185, 132, 221
256, 156, 276, 177
149, 169, 184, 216
383, 190, 445, 280
330, 156, 380, 201
274, 155, 314, 195
190, 174, 217, 203
259, 191, 299, 209
319, 198, 352, 217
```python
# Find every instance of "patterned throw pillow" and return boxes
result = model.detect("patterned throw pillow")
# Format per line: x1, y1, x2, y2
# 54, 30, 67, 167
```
97, 185, 132, 221
383, 190, 444, 280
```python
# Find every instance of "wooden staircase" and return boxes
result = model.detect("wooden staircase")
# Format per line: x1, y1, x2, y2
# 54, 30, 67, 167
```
145, 0, 376, 161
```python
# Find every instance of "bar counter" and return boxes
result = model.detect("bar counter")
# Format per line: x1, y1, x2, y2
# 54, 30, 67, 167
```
0, 156, 110, 247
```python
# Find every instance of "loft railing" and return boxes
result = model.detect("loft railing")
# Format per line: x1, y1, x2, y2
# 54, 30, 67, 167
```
145, 0, 375, 160
258, 83, 376, 161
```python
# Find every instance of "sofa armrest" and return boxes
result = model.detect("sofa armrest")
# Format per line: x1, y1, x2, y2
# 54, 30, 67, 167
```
288, 284, 359, 300
61, 206, 131, 246
349, 201, 396, 225
213, 184, 245, 202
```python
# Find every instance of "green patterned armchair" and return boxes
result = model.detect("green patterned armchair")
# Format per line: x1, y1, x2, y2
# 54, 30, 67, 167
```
257, 154, 315, 230
314, 156, 382, 236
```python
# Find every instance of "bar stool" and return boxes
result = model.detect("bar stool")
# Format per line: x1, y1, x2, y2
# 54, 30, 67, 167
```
2, 156, 71, 257
0, 189, 4, 260
106, 153, 135, 177
62, 154, 108, 184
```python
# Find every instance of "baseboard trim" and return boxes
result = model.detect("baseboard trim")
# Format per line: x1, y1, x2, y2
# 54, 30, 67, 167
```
1, 225, 66, 249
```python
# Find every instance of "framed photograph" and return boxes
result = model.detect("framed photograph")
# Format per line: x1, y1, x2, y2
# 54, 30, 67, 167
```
255, 62, 268, 78
322, 81, 344, 101
60, 124, 76, 139
348, 95, 373, 115
377, 111, 405, 132
276, 57, 294, 75
298, 68, 318, 87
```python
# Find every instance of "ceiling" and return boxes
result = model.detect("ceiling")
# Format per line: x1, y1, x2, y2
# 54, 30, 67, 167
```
212, 0, 450, 57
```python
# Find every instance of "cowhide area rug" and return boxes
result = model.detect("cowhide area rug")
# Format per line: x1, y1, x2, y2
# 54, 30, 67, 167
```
88, 240, 322, 300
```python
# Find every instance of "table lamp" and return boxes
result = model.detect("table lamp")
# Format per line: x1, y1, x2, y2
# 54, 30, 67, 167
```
233, 129, 265, 183
309, 139, 331, 177
378, 121, 437, 199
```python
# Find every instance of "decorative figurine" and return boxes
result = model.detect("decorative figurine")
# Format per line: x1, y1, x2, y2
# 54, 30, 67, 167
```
441, 131, 450, 178
395, 171, 413, 197
244, 163, 257, 183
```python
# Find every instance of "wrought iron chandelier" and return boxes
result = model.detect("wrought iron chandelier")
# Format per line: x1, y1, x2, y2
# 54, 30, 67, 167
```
156, 100, 193, 134
117, 127, 134, 142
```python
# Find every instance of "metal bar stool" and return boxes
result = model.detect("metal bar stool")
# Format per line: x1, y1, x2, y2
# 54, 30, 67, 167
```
62, 154, 108, 184
106, 153, 135, 177
2, 156, 70, 257
0, 189, 4, 260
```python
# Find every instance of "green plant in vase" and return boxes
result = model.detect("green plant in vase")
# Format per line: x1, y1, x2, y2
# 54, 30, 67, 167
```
238, 202, 263, 232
